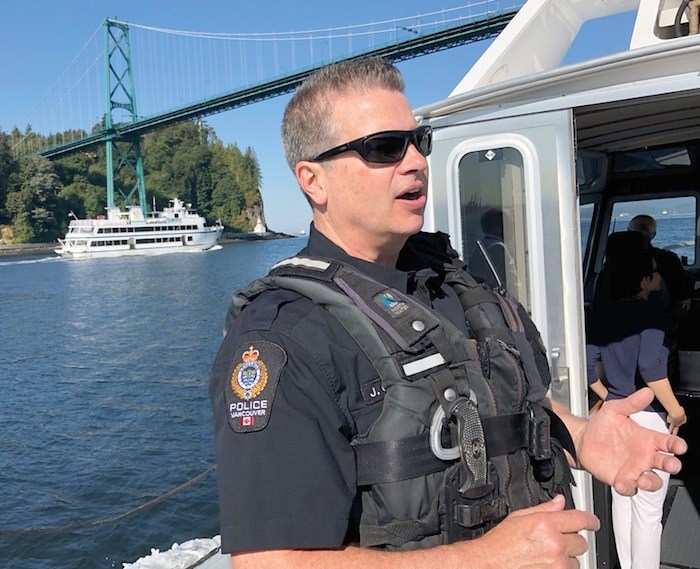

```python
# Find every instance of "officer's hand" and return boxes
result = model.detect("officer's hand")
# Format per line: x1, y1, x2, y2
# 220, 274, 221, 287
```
457, 494, 599, 568
576, 387, 687, 495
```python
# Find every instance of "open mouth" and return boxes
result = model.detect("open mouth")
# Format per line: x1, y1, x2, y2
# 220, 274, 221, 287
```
397, 188, 423, 200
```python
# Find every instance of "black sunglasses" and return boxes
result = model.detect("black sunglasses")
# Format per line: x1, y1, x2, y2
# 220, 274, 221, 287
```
312, 125, 432, 164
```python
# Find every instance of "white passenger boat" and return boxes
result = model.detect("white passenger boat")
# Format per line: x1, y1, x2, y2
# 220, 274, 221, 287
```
55, 198, 223, 258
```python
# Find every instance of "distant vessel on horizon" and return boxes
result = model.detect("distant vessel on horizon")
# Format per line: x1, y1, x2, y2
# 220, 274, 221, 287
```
55, 198, 223, 259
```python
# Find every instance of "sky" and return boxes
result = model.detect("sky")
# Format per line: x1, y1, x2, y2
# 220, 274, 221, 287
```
0, 1, 637, 234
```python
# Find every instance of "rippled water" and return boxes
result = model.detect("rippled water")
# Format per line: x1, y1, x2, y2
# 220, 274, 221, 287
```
0, 237, 306, 569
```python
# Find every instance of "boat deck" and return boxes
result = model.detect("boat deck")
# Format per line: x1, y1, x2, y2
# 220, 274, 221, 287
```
660, 393, 700, 569
662, 478, 700, 569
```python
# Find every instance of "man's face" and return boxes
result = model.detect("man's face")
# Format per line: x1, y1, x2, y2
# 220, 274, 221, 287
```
312, 88, 429, 261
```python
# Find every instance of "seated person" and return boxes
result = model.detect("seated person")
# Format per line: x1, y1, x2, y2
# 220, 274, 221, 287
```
628, 214, 695, 386
591, 231, 651, 310
627, 214, 693, 307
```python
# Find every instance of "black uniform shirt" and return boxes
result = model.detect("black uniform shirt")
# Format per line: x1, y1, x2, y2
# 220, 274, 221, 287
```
209, 225, 469, 554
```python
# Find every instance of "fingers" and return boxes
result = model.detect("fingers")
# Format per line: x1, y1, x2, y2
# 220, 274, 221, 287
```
636, 470, 662, 492
564, 531, 590, 559
615, 450, 684, 495
606, 387, 654, 416
669, 417, 687, 435
557, 509, 601, 534
656, 453, 683, 476
657, 432, 688, 456
510, 493, 566, 518
508, 495, 600, 533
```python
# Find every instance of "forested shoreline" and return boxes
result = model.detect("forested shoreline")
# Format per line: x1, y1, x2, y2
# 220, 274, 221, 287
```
0, 120, 266, 244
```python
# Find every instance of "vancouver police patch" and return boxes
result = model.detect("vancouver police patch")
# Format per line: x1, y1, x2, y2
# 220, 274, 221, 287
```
224, 341, 286, 433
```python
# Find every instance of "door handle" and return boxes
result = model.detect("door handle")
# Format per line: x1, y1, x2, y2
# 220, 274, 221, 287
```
550, 347, 564, 384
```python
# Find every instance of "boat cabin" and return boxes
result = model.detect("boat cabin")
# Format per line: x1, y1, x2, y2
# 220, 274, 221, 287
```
417, 1, 700, 567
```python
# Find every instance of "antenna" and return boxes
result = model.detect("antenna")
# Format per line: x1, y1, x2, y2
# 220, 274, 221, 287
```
475, 239, 506, 294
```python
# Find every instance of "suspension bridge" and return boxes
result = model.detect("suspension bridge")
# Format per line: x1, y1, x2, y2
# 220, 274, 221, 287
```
7, 0, 524, 208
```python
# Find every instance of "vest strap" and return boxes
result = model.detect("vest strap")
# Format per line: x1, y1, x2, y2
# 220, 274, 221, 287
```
455, 495, 508, 528
353, 433, 448, 486
354, 413, 529, 486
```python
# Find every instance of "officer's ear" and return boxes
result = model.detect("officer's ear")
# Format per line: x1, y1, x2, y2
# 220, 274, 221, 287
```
295, 160, 328, 207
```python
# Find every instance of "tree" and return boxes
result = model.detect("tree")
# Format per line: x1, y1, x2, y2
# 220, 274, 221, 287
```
1, 117, 266, 242
0, 131, 19, 224
5, 156, 62, 242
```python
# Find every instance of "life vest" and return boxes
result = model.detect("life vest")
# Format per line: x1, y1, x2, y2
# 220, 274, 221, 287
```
226, 231, 575, 550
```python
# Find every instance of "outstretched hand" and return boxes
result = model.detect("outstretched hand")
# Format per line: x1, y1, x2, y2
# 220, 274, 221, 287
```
576, 388, 687, 495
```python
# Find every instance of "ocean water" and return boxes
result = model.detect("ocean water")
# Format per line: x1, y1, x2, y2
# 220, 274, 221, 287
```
2, 217, 695, 569
0, 237, 307, 569
618, 214, 696, 264
582, 214, 697, 265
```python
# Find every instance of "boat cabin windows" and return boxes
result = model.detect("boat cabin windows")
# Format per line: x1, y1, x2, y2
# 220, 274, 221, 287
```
95, 224, 199, 234
580, 203, 596, 262
458, 146, 532, 310
608, 197, 696, 267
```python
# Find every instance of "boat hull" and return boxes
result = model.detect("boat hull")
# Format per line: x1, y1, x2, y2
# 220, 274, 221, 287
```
55, 198, 224, 259
55, 229, 222, 259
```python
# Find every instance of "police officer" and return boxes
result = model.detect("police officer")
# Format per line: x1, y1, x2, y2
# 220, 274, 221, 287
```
209, 57, 687, 568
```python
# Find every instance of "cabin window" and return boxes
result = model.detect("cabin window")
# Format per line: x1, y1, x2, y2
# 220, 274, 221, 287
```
609, 197, 696, 266
580, 203, 596, 256
611, 146, 692, 173
458, 146, 531, 310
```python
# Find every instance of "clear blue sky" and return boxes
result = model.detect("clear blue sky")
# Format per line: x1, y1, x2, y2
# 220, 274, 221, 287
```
0, 1, 636, 234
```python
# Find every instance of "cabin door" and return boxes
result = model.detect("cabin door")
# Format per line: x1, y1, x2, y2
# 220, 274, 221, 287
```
427, 108, 595, 566
428, 108, 585, 410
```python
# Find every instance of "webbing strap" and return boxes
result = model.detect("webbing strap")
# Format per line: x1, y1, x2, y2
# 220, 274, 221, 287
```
271, 260, 460, 380
545, 406, 577, 461
353, 412, 529, 486
333, 269, 442, 352
353, 433, 448, 486
456, 496, 508, 527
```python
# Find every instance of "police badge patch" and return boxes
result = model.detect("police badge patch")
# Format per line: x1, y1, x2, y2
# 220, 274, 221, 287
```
373, 289, 409, 318
224, 341, 286, 433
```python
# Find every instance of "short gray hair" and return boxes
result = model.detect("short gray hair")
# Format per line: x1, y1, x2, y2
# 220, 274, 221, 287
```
628, 214, 656, 240
281, 57, 405, 170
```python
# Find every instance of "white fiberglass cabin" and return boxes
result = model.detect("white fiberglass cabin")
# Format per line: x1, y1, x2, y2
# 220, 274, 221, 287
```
418, 1, 700, 567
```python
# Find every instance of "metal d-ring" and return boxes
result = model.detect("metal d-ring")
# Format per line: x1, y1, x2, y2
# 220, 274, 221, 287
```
429, 405, 461, 460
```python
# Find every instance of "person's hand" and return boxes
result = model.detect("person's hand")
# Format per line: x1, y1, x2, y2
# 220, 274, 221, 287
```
576, 388, 687, 496
458, 494, 599, 568
668, 406, 687, 435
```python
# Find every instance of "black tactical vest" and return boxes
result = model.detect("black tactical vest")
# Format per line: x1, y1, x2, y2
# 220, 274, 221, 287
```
227, 232, 575, 550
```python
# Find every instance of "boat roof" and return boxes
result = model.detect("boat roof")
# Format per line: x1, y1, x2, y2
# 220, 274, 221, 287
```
415, 0, 700, 152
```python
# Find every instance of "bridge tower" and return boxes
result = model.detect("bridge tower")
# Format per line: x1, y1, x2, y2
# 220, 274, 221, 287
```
104, 19, 147, 213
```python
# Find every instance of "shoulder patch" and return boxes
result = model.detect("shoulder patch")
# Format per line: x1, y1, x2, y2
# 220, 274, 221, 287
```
224, 341, 287, 433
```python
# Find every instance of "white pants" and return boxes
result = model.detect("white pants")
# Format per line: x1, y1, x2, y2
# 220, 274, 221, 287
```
611, 410, 670, 569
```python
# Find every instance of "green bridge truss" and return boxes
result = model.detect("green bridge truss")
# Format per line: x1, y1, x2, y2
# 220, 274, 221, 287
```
40, 7, 521, 212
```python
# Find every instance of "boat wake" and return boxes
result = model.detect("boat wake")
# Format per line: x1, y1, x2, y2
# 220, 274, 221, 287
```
122, 536, 221, 569
0, 255, 61, 267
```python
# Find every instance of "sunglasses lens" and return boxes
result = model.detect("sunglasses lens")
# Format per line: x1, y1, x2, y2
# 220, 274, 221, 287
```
362, 134, 408, 163
361, 127, 432, 163
416, 127, 432, 156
